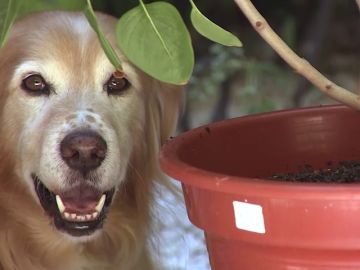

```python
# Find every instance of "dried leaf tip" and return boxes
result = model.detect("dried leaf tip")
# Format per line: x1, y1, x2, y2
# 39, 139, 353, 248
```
114, 70, 125, 79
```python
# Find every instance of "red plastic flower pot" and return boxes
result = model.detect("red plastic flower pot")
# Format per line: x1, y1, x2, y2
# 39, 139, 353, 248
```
160, 105, 360, 270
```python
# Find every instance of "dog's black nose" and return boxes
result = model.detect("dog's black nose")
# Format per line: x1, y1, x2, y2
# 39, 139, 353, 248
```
60, 131, 107, 173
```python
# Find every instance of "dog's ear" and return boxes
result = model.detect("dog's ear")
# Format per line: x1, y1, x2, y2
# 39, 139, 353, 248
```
156, 83, 184, 144
125, 80, 184, 206
135, 79, 183, 167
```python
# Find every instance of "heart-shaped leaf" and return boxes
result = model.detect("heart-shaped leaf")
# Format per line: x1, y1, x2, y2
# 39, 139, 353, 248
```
116, 1, 194, 85
189, 0, 242, 47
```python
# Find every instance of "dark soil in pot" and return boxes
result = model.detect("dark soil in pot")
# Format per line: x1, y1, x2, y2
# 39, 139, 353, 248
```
270, 160, 360, 183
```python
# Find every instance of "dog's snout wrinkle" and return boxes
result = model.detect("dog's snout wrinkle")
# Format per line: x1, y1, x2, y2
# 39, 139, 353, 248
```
60, 131, 107, 174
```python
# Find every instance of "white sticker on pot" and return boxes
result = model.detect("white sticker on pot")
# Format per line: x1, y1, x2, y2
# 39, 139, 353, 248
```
233, 201, 265, 234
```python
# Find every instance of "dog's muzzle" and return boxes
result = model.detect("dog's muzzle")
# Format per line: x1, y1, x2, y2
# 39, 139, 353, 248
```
33, 130, 116, 237
60, 130, 107, 175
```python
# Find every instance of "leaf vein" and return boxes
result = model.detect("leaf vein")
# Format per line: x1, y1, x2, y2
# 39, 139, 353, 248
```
139, 0, 173, 61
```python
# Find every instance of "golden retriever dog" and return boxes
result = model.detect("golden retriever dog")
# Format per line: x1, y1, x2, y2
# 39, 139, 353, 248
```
0, 11, 182, 270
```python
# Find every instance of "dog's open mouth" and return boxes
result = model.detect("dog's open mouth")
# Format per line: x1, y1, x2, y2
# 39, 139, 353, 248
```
32, 174, 115, 237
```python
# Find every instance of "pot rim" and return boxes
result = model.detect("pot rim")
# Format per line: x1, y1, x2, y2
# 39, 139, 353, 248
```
160, 104, 360, 199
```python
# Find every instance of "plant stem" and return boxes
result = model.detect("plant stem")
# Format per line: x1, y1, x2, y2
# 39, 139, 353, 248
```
234, 0, 360, 109
84, 0, 122, 71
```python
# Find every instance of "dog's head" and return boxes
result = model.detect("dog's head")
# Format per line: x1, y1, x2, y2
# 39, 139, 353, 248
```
0, 11, 182, 240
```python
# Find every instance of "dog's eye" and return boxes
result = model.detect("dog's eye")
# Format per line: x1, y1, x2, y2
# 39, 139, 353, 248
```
105, 71, 130, 95
22, 74, 50, 95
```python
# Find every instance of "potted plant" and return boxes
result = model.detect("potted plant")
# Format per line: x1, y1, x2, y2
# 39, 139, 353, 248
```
160, 1, 360, 270
160, 104, 360, 269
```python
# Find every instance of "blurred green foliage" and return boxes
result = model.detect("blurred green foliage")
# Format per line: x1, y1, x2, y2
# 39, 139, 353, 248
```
189, 43, 291, 114
18, 0, 85, 16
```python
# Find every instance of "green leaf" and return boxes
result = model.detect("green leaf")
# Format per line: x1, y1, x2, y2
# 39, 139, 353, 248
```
189, 0, 242, 47
0, 0, 24, 48
18, 0, 87, 17
116, 1, 194, 85
83, 0, 122, 70
0, 0, 87, 49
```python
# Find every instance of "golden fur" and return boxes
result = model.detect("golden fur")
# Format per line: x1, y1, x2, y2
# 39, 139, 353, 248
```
0, 11, 182, 270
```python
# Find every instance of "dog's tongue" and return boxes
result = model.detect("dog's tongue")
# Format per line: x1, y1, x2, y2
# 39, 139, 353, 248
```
60, 184, 102, 213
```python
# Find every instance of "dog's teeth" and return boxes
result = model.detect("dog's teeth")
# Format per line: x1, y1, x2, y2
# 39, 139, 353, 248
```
57, 194, 106, 222
62, 211, 100, 222
95, 194, 106, 213
56, 195, 65, 213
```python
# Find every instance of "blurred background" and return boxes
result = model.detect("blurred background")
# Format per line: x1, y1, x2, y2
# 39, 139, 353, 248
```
92, 0, 360, 130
